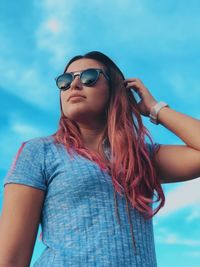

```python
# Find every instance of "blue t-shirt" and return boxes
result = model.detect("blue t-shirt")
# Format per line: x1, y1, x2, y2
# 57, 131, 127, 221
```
4, 136, 160, 267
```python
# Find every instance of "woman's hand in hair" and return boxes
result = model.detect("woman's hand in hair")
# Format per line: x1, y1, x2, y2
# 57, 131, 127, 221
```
124, 78, 158, 116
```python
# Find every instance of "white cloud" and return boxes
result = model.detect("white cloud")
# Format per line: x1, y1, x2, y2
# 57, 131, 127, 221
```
85, 1, 200, 47
157, 232, 200, 246
34, 0, 77, 66
0, 3, 65, 110
0, 120, 46, 169
12, 122, 41, 138
156, 178, 200, 218
45, 18, 61, 34
185, 207, 200, 223
0, 57, 57, 109
161, 70, 200, 103
32, 0, 200, 69
186, 251, 200, 257
155, 227, 200, 247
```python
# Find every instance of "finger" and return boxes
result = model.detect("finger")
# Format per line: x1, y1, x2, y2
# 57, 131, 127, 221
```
126, 86, 145, 99
125, 78, 143, 85
124, 78, 139, 81
124, 79, 144, 88
125, 82, 141, 89
124, 79, 137, 85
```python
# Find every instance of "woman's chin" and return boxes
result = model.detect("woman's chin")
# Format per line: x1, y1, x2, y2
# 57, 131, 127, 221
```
64, 111, 90, 122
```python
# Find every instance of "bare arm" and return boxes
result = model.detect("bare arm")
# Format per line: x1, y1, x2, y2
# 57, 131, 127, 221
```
124, 78, 200, 184
0, 183, 45, 267
153, 144, 200, 183
153, 107, 200, 183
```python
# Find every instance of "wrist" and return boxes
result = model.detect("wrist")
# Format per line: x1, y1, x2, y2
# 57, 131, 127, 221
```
157, 106, 169, 123
149, 101, 169, 125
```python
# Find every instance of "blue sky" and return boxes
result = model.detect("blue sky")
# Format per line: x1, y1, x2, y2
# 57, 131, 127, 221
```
0, 0, 200, 266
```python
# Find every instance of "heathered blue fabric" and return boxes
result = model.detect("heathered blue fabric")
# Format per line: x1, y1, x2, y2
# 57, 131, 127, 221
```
4, 136, 160, 267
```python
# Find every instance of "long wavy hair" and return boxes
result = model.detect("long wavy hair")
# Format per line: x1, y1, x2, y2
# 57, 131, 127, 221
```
53, 51, 165, 252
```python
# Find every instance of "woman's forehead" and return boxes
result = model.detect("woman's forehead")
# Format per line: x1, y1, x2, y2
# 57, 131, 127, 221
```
66, 58, 106, 73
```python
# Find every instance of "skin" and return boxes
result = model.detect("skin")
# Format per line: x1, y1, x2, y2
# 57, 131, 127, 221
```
124, 78, 158, 116
1, 58, 199, 267
124, 77, 200, 184
61, 59, 200, 184
61, 58, 110, 152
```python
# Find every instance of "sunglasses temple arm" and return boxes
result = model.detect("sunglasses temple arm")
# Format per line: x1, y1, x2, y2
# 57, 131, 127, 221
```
104, 73, 110, 81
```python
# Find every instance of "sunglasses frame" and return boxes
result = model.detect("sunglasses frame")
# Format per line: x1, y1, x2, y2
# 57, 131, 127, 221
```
55, 68, 110, 91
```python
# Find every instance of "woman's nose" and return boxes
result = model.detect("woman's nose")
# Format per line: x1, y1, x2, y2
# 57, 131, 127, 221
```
70, 76, 82, 90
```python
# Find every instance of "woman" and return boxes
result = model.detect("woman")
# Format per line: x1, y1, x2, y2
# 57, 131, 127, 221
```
1, 51, 200, 267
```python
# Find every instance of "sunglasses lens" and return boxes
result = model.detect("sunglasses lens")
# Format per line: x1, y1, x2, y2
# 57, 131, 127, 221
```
56, 73, 72, 90
81, 69, 98, 85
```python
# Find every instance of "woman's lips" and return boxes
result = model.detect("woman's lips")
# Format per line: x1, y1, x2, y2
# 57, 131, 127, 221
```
68, 96, 86, 102
68, 94, 86, 101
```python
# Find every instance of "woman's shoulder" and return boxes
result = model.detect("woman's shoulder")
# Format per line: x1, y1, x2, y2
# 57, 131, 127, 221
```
23, 135, 55, 147
17, 135, 57, 157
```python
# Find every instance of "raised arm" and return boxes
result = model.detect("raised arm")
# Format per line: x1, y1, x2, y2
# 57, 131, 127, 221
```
153, 106, 200, 183
125, 78, 200, 183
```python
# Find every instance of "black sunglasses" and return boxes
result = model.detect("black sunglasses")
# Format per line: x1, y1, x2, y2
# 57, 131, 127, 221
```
55, 68, 110, 91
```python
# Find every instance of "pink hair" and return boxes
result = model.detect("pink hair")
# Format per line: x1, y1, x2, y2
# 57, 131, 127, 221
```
52, 51, 165, 253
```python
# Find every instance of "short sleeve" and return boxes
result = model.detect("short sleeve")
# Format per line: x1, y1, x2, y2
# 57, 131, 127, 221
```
3, 138, 47, 192
146, 142, 161, 159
